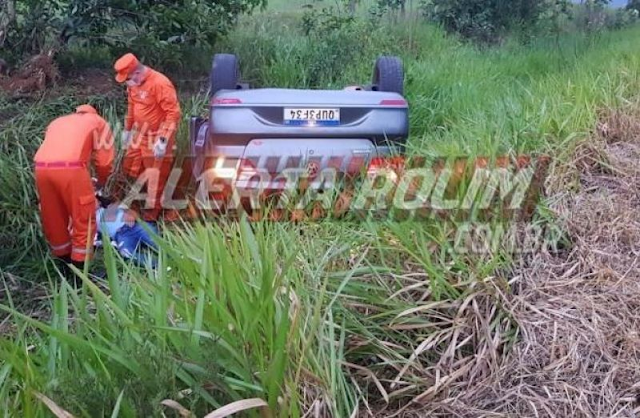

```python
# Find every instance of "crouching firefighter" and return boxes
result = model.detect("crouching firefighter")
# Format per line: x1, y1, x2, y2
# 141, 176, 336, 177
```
34, 104, 115, 280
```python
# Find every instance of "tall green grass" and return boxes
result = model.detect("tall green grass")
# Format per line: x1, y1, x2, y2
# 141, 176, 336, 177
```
0, 218, 450, 416
3, 12, 640, 417
218, 18, 640, 157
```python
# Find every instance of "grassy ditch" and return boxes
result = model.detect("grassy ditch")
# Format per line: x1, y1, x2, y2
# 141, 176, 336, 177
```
2, 15, 640, 417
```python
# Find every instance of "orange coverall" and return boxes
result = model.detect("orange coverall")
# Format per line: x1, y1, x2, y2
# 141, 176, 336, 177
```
33, 105, 115, 263
122, 68, 181, 222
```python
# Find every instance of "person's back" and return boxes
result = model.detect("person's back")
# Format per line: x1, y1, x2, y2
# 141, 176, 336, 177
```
33, 104, 115, 279
35, 106, 113, 183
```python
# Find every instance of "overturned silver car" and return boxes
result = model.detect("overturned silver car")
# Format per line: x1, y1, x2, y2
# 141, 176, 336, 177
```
189, 53, 409, 208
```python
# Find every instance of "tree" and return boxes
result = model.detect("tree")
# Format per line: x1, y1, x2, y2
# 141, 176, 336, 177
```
425, 0, 550, 42
628, 0, 640, 12
0, 0, 17, 49
375, 0, 407, 22
2, 0, 267, 60
582, 0, 612, 32
422, 0, 613, 43
538, 0, 572, 46
347, 0, 358, 15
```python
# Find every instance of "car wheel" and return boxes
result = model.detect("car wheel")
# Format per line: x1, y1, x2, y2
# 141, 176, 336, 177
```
210, 53, 240, 97
372, 56, 404, 95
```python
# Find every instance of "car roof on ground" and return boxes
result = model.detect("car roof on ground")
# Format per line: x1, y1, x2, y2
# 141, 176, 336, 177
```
213, 88, 406, 106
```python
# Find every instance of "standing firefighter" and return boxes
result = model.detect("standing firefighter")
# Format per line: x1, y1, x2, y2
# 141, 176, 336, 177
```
34, 104, 115, 276
114, 53, 181, 222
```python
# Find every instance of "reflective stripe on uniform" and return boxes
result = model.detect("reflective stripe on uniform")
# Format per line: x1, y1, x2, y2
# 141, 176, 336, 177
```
72, 247, 91, 255
35, 161, 86, 169
50, 242, 71, 251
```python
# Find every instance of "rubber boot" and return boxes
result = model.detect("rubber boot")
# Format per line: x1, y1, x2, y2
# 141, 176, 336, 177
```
71, 260, 88, 287
52, 255, 79, 287
54, 254, 71, 278
71, 260, 85, 271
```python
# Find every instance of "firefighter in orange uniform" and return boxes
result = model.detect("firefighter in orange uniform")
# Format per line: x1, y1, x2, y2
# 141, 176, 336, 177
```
34, 104, 115, 275
114, 53, 181, 222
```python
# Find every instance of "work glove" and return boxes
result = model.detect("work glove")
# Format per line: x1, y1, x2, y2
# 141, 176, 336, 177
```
94, 231, 103, 249
153, 137, 168, 159
121, 130, 132, 148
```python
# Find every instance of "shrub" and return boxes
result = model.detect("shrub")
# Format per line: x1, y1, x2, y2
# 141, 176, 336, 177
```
0, 0, 268, 70
420, 0, 551, 43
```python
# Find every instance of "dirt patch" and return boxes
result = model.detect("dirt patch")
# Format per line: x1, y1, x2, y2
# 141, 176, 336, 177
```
0, 272, 53, 335
63, 67, 121, 98
0, 53, 198, 105
0, 51, 60, 98
401, 108, 640, 417
0, 51, 124, 104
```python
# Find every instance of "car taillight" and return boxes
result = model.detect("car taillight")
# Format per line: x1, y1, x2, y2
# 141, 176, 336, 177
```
379, 99, 407, 107
367, 157, 387, 174
368, 156, 405, 170
367, 156, 406, 183
212, 98, 242, 105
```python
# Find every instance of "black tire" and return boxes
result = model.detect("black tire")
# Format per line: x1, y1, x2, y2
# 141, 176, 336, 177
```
209, 53, 240, 97
372, 56, 404, 95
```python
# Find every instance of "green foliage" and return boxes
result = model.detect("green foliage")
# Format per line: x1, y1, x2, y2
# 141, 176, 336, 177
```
421, 0, 553, 43
569, 0, 639, 33
301, 5, 356, 35
417, 0, 637, 43
373, 0, 407, 14
1, 0, 267, 69
5, 8, 640, 416
606, 7, 640, 29
0, 1, 64, 57
628, 0, 640, 12
537, 0, 573, 38
575, 0, 612, 32
226, 7, 399, 89
54, 45, 114, 73
0, 219, 370, 417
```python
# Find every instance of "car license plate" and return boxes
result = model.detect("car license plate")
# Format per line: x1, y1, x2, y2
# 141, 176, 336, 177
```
284, 108, 340, 126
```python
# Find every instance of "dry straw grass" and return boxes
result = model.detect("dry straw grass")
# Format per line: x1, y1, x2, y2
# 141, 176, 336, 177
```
352, 269, 516, 418
394, 108, 640, 417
